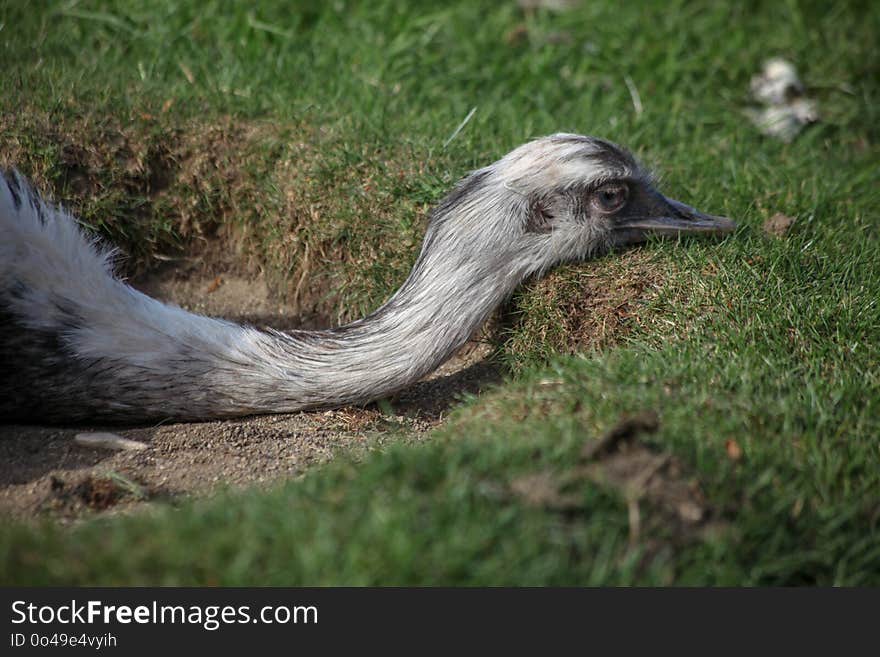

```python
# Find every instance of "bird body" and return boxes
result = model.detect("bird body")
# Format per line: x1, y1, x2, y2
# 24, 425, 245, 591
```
0, 134, 734, 424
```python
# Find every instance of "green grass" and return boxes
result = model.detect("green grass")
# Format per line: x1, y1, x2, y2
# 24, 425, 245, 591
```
1, 0, 878, 584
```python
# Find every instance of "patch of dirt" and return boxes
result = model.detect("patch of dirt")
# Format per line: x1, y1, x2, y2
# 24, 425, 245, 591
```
45, 473, 150, 515
509, 412, 727, 554
0, 268, 498, 522
133, 260, 326, 331
763, 212, 796, 238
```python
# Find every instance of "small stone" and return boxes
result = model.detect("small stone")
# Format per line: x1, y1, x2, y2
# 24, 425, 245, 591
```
74, 432, 148, 451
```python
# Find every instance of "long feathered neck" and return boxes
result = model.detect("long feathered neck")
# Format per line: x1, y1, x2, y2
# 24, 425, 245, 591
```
0, 169, 526, 423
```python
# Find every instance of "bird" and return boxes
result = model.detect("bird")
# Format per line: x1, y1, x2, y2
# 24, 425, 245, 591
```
0, 133, 735, 424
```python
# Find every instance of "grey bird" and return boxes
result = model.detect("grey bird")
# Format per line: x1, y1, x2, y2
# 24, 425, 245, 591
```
0, 134, 735, 424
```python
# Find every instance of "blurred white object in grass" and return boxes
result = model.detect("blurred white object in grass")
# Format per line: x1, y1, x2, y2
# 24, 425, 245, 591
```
747, 58, 818, 142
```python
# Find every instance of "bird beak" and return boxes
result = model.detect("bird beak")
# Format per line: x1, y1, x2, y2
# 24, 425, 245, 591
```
616, 195, 736, 240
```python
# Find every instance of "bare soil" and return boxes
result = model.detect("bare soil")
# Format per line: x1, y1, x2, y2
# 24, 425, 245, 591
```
0, 264, 499, 521
508, 411, 727, 552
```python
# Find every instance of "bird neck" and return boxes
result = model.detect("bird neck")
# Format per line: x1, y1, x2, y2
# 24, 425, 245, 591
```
219, 191, 535, 417
256, 245, 521, 411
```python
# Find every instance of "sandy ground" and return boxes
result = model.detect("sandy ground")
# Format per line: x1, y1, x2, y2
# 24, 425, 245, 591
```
0, 264, 499, 520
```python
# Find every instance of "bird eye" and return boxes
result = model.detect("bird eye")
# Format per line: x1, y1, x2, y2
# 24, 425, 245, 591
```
591, 184, 628, 213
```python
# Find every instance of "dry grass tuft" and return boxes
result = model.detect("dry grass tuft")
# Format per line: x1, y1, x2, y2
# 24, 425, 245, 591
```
0, 110, 429, 323
501, 250, 677, 368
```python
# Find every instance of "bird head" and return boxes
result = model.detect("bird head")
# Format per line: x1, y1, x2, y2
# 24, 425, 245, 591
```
429, 133, 735, 278
507, 133, 735, 268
